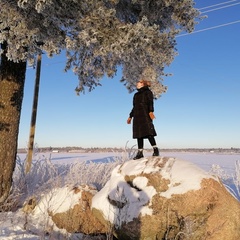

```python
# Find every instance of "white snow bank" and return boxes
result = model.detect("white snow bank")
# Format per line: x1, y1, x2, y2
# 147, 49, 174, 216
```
0, 211, 39, 239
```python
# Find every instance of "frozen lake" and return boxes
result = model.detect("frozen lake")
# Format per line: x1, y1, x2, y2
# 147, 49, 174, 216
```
17, 151, 240, 175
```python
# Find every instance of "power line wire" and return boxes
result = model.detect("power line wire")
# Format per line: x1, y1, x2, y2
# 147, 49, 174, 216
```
201, 2, 240, 14
177, 0, 240, 37
177, 20, 240, 37
198, 0, 238, 10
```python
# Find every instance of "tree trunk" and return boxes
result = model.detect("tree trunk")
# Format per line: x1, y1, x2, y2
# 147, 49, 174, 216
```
0, 42, 27, 205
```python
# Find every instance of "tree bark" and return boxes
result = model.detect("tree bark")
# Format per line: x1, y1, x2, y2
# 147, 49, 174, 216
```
0, 42, 27, 205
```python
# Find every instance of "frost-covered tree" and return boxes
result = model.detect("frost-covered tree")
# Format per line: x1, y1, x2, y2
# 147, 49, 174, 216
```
0, 0, 200, 204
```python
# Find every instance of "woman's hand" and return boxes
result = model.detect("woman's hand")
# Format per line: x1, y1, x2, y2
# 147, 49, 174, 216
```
127, 118, 132, 124
149, 112, 155, 120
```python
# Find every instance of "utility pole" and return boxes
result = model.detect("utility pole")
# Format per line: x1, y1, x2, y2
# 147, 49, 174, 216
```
25, 53, 42, 173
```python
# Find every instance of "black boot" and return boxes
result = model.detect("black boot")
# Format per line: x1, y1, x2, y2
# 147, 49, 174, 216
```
133, 150, 144, 160
152, 147, 159, 156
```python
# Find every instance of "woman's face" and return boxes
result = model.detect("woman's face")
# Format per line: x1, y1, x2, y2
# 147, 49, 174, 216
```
136, 81, 144, 89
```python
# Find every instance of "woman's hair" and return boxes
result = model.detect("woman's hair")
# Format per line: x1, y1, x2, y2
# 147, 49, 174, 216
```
139, 80, 151, 87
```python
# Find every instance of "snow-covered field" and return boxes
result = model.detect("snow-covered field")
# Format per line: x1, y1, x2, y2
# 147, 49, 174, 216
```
0, 151, 239, 239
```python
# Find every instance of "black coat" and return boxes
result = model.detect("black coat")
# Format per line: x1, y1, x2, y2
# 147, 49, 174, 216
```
129, 86, 157, 139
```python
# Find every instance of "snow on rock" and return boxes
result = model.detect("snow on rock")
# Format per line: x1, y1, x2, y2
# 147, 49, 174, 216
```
91, 159, 158, 225
28, 185, 107, 235
159, 157, 217, 198
92, 156, 240, 240
92, 156, 216, 224
33, 185, 83, 215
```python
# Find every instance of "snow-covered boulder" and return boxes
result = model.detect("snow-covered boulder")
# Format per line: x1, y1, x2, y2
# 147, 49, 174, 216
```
92, 156, 240, 240
30, 185, 107, 234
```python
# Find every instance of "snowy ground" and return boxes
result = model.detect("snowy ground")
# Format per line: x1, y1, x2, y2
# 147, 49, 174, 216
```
0, 151, 239, 239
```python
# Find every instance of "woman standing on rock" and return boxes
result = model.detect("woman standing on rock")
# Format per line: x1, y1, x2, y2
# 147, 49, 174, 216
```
127, 79, 159, 159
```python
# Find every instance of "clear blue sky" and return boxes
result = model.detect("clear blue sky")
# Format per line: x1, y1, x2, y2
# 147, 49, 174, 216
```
18, 0, 240, 149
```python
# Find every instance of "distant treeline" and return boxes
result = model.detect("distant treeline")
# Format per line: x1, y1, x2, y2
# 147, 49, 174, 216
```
17, 147, 240, 154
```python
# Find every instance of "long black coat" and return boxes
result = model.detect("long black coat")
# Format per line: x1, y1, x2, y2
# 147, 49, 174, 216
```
129, 86, 157, 139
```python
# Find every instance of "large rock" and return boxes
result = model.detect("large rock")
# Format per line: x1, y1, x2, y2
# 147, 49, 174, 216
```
92, 156, 240, 240
31, 185, 107, 234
